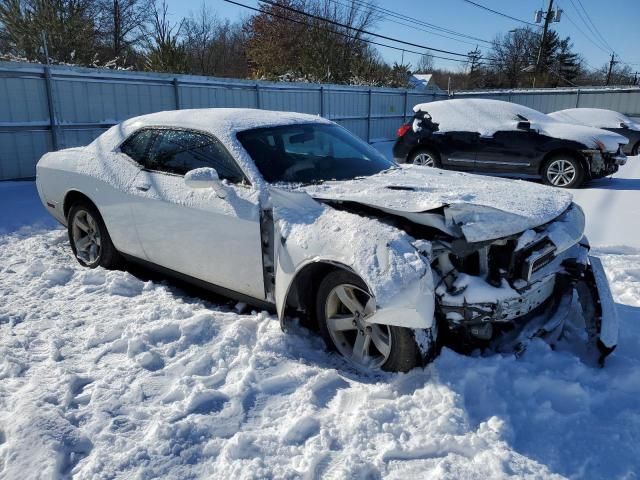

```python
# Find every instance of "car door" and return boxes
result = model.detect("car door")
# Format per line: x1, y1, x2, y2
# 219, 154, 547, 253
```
474, 129, 541, 175
128, 128, 266, 300
436, 131, 479, 171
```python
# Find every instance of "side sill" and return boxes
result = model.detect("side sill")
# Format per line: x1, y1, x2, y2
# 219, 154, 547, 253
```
120, 252, 276, 313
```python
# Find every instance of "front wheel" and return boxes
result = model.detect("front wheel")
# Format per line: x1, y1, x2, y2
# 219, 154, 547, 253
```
542, 156, 585, 188
408, 148, 441, 168
316, 270, 435, 372
67, 201, 121, 269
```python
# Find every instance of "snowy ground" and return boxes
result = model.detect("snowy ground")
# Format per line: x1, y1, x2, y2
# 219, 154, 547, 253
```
1, 157, 639, 479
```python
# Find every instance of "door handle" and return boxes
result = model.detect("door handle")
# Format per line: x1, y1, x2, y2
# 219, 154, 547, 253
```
135, 183, 150, 192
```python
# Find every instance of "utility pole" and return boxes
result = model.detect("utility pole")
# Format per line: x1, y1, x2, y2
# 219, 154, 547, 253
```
532, 0, 555, 88
605, 53, 617, 85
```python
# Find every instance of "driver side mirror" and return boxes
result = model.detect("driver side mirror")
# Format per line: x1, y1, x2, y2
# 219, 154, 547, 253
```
185, 167, 226, 198
516, 121, 531, 131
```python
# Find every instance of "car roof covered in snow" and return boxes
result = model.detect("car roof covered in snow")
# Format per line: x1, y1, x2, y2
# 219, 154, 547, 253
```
89, 108, 333, 187
412, 98, 627, 151
93, 108, 331, 149
548, 108, 640, 131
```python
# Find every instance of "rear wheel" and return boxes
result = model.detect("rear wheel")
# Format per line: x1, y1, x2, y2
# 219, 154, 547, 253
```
632, 141, 640, 156
67, 201, 121, 269
316, 270, 433, 372
409, 148, 441, 168
542, 155, 585, 188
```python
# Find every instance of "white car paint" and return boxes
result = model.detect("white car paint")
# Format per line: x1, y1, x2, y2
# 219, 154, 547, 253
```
35, 108, 436, 330
34, 108, 617, 360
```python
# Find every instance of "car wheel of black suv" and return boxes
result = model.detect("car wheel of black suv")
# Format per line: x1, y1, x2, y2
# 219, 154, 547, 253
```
316, 269, 435, 372
542, 155, 585, 188
408, 148, 441, 168
68, 201, 122, 269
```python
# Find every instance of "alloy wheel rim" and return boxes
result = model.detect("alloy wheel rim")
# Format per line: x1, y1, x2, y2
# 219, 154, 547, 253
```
325, 284, 391, 368
547, 159, 576, 186
413, 153, 435, 167
72, 210, 102, 265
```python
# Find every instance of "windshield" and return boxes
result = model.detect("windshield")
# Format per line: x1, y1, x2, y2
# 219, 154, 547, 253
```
237, 123, 395, 184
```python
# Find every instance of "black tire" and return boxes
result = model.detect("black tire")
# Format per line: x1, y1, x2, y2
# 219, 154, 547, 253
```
408, 148, 441, 168
632, 141, 640, 156
541, 154, 585, 188
67, 201, 122, 269
316, 269, 435, 372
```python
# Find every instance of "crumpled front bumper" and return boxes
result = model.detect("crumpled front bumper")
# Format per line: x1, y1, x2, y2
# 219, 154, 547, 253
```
587, 255, 618, 356
439, 254, 618, 365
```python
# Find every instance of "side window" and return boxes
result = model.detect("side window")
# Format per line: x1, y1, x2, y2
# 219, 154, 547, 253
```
146, 129, 245, 183
120, 129, 155, 164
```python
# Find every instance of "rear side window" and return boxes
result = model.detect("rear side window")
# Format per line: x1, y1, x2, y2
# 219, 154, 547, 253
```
146, 129, 245, 183
120, 129, 155, 164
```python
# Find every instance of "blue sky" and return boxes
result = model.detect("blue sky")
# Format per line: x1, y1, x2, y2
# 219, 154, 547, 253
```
169, 0, 640, 72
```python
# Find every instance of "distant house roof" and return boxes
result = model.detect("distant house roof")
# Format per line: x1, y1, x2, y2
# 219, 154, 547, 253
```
408, 73, 442, 91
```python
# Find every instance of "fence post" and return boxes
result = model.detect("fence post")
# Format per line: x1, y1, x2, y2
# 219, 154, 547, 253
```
43, 65, 59, 151
255, 83, 261, 109
367, 88, 372, 143
575, 88, 581, 107
403, 90, 408, 122
173, 78, 181, 109
320, 85, 325, 117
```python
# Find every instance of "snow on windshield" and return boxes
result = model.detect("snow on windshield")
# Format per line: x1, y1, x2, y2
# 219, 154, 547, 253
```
413, 99, 627, 151
549, 108, 640, 131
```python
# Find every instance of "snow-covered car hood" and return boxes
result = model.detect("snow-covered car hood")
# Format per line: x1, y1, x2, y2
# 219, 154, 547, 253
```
297, 165, 573, 243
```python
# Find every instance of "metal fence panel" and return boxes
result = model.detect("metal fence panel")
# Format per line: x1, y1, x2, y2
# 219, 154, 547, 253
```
0, 130, 51, 180
1, 60, 638, 180
0, 75, 49, 124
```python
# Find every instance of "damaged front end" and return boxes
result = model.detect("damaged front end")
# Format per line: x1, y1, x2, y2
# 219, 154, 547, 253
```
582, 147, 627, 179
430, 204, 618, 365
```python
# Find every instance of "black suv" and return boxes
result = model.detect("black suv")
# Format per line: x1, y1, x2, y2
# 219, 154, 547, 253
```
393, 99, 628, 188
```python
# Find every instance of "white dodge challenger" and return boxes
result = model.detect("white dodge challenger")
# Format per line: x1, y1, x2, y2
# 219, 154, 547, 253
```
36, 108, 618, 371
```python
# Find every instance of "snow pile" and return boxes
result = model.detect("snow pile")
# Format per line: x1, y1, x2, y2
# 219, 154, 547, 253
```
413, 99, 628, 152
2, 175, 640, 478
549, 108, 640, 131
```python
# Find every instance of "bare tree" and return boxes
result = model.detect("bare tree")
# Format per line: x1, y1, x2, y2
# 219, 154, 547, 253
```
182, 4, 248, 78
414, 53, 434, 73
0, 0, 98, 64
145, 0, 186, 73
245, 0, 384, 84
95, 0, 152, 67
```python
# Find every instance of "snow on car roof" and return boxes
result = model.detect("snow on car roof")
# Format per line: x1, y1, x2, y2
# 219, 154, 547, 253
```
94, 108, 330, 148
548, 108, 640, 131
413, 98, 550, 136
90, 108, 332, 187
412, 98, 628, 151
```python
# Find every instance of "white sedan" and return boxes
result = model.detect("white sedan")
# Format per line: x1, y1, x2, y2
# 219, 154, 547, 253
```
36, 108, 618, 371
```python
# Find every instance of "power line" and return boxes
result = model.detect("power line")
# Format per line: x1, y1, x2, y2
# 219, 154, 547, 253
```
326, 0, 486, 47
574, 0, 615, 53
460, 0, 541, 27
338, 0, 493, 46
223, 0, 494, 66
256, 0, 472, 58
561, 9, 611, 56
565, 0, 612, 54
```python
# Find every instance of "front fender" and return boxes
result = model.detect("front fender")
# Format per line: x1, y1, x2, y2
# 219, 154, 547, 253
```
270, 188, 435, 330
